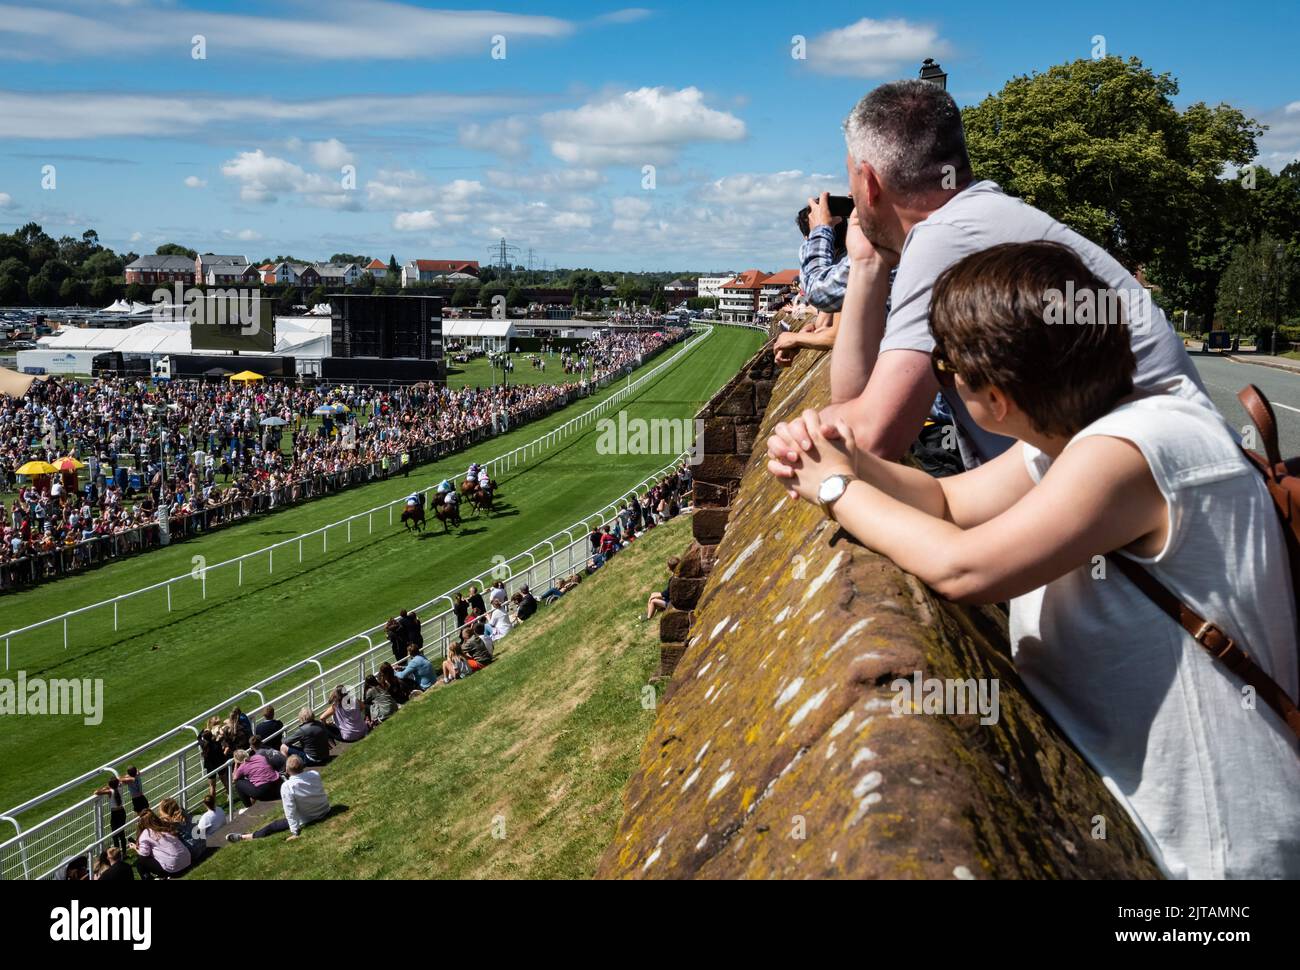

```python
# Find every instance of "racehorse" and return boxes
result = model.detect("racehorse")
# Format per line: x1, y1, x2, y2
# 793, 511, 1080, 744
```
400, 502, 426, 533
468, 486, 495, 517
461, 475, 499, 496
434, 501, 462, 532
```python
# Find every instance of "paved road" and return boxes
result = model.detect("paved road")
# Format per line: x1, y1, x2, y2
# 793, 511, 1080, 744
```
1192, 355, 1300, 456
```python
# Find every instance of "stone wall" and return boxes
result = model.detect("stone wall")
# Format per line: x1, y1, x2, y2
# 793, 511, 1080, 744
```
603, 339, 1161, 880
655, 338, 776, 681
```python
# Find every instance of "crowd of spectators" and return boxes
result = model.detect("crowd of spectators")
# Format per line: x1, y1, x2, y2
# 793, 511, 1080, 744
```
1, 327, 687, 584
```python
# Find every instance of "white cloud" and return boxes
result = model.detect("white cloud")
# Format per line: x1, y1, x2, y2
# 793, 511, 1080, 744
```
541, 86, 746, 165
220, 148, 360, 209
806, 17, 951, 78
365, 169, 438, 209
700, 170, 845, 207
393, 210, 439, 232
593, 8, 653, 25
183, 175, 206, 188
309, 138, 354, 169
0, 192, 13, 208
0, 90, 539, 140
459, 118, 531, 159
128, 231, 143, 242
0, 1, 574, 63
1255, 100, 1300, 171
221, 228, 263, 242
485, 168, 604, 192
391, 178, 484, 231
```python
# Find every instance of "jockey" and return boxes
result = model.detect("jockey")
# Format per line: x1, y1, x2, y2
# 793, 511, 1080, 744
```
466, 462, 480, 480
405, 491, 424, 509
437, 477, 453, 494
443, 489, 459, 507
477, 470, 491, 491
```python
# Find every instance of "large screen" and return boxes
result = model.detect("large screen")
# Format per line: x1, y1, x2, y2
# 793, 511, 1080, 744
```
188, 294, 275, 353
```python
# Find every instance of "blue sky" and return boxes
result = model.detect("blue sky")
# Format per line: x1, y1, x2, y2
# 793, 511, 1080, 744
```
0, 0, 1296, 272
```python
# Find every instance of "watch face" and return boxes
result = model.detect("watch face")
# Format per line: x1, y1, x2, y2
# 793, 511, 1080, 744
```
818, 475, 846, 504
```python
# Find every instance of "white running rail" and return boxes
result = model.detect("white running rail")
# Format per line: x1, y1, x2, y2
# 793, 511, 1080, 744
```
0, 325, 715, 668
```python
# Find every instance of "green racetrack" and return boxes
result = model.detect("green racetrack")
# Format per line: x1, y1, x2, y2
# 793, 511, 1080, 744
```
0, 326, 765, 811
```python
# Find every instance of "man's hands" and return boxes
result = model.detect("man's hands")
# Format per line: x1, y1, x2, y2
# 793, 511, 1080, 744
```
766, 408, 859, 504
806, 192, 841, 231
844, 209, 900, 268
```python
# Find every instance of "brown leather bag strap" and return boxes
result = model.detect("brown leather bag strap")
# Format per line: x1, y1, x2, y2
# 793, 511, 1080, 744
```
1238, 384, 1283, 469
1107, 553, 1300, 744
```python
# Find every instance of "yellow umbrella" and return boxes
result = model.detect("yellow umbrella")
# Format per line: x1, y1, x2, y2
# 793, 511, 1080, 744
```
229, 370, 265, 383
16, 460, 58, 476
55, 456, 86, 471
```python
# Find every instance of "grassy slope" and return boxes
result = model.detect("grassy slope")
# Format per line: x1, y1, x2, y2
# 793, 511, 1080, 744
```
193, 514, 687, 881
0, 328, 763, 809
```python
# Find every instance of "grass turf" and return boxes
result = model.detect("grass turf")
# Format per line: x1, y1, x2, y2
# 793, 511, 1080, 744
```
444, 351, 574, 389
0, 327, 763, 811
191, 514, 688, 880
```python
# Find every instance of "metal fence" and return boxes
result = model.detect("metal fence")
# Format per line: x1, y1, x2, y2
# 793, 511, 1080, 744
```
0, 327, 705, 595
1, 326, 714, 668
0, 453, 691, 880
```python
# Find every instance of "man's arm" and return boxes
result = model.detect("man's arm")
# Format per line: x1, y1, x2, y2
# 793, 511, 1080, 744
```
832, 348, 938, 461
828, 258, 892, 403
282, 781, 302, 836
799, 226, 850, 311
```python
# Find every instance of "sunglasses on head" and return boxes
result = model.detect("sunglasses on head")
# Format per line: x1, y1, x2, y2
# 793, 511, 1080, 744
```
930, 348, 959, 390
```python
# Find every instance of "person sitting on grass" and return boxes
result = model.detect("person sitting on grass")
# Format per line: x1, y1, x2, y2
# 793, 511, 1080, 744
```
363, 674, 398, 725
249, 735, 287, 771
280, 707, 333, 766
439, 640, 471, 684
766, 240, 1300, 879
232, 748, 283, 807
394, 642, 436, 694
644, 557, 681, 621
541, 573, 582, 604
377, 662, 410, 705
513, 586, 538, 622
321, 685, 369, 743
93, 846, 134, 882
194, 792, 226, 844
158, 797, 206, 860
486, 602, 512, 641
463, 626, 494, 673
130, 809, 191, 880
253, 705, 283, 744
226, 755, 330, 844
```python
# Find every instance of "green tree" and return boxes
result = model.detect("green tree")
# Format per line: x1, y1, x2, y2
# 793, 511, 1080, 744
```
963, 56, 1261, 277
451, 282, 478, 307
1215, 233, 1294, 339
505, 284, 526, 309
59, 277, 89, 306
479, 281, 508, 308
156, 242, 198, 259
27, 272, 58, 305
81, 249, 124, 279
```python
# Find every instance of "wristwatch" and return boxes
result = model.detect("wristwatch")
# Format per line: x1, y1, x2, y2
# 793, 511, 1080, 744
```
817, 473, 855, 520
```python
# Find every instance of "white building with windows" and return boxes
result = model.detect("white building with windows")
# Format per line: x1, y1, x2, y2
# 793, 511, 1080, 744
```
696, 276, 734, 299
